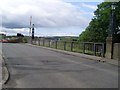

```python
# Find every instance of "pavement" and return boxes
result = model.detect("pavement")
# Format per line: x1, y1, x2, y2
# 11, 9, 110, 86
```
0, 43, 10, 89
0, 52, 2, 90
2, 43, 119, 88
27, 43, 119, 66
2, 56, 10, 85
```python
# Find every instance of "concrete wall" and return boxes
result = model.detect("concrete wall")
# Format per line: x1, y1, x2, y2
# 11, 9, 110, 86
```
113, 43, 120, 60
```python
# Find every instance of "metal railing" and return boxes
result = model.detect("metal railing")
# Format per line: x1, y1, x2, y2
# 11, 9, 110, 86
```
31, 38, 105, 57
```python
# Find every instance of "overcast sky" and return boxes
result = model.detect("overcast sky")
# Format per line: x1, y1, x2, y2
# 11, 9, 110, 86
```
0, 0, 103, 36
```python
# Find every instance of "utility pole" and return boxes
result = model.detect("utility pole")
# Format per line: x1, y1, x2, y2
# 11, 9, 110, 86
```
32, 24, 34, 40
29, 16, 32, 43
29, 16, 32, 36
108, 2, 116, 37
105, 2, 117, 59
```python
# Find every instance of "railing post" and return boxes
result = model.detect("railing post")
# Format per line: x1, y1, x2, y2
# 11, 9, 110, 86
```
34, 39, 35, 44
38, 38, 40, 46
32, 40, 34, 45
37, 37, 39, 45
35, 38, 37, 45
43, 38, 45, 46
34, 38, 36, 45
55, 40, 57, 49
49, 40, 50, 47
71, 42, 73, 51
102, 43, 105, 57
36, 38, 38, 45
33, 39, 35, 45
31, 37, 32, 44
35, 38, 36, 45
64, 41, 66, 50
93, 43, 96, 56
31, 39, 32, 44
79, 42, 81, 52
83, 42, 85, 54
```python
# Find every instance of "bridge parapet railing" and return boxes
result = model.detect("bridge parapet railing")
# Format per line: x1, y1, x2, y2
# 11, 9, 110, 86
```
31, 38, 105, 57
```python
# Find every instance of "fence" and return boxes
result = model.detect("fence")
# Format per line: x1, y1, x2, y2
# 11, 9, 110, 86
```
31, 37, 105, 57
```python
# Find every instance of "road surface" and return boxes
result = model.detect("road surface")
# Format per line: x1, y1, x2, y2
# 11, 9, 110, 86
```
2, 43, 118, 88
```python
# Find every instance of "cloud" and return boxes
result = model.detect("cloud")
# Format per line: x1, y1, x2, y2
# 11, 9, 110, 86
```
63, 0, 104, 2
81, 3, 97, 10
1, 27, 29, 35
0, 0, 100, 36
0, 0, 90, 29
1, 26, 83, 36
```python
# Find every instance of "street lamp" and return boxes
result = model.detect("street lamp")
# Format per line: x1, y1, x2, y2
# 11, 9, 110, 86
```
108, 2, 116, 37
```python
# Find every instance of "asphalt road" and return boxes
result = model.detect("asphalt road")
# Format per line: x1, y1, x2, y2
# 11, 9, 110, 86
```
2, 43, 118, 88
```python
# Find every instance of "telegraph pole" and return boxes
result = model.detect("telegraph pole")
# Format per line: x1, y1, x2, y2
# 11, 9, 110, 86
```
105, 2, 117, 59
108, 2, 116, 37
32, 24, 35, 40
29, 16, 32, 43
29, 16, 32, 37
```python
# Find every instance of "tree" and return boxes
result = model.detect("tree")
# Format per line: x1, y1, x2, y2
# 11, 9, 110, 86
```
79, 1, 120, 42
17, 33, 24, 37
